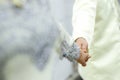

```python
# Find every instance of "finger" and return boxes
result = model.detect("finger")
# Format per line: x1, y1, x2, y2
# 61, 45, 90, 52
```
80, 54, 87, 66
80, 59, 86, 67
85, 56, 90, 62
81, 44, 88, 53
85, 57, 89, 62
85, 53, 91, 61
88, 55, 91, 58
82, 62, 86, 66
77, 53, 86, 66
77, 50, 88, 67
85, 53, 89, 62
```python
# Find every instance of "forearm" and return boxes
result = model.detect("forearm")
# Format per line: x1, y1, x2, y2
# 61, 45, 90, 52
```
72, 0, 97, 46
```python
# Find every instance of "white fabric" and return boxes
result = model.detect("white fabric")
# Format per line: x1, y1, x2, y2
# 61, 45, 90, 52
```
72, 0, 97, 46
72, 0, 120, 80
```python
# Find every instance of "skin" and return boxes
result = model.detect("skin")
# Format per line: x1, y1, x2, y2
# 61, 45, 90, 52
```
75, 37, 91, 66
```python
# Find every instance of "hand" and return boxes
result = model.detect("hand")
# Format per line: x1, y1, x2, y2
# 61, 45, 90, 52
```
75, 37, 91, 66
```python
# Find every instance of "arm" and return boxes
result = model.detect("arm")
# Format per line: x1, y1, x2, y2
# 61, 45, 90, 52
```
72, 0, 97, 66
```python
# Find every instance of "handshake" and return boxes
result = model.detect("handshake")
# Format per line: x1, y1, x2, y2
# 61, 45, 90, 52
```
55, 23, 91, 67
61, 37, 91, 67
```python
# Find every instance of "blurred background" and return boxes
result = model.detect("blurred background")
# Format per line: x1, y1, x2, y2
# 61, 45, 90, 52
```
1, 0, 120, 80
0, 0, 83, 80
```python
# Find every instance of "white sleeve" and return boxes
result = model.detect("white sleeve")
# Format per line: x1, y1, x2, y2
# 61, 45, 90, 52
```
72, 0, 97, 46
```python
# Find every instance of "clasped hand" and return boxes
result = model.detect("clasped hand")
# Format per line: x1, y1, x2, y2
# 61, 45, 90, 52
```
75, 37, 91, 66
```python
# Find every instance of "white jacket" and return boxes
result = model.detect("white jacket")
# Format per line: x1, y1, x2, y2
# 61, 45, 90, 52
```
72, 0, 120, 80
